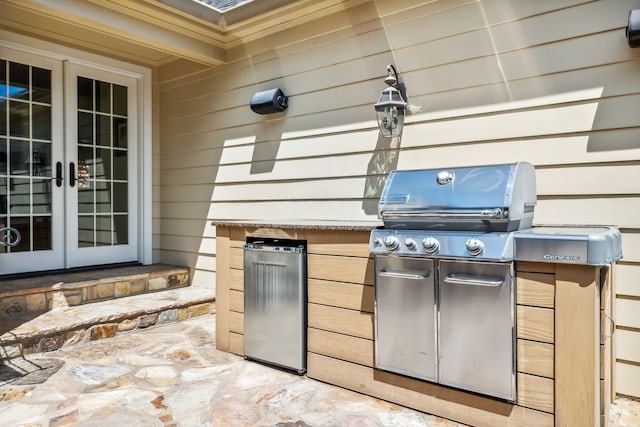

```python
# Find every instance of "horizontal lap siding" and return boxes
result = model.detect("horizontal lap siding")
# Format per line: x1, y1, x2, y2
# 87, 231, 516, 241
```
307, 328, 373, 367
308, 279, 374, 313
308, 254, 374, 285
518, 340, 554, 379
517, 306, 555, 344
616, 363, 640, 398
516, 270, 556, 414
159, 0, 640, 398
307, 304, 374, 340
307, 244, 375, 348
227, 238, 244, 355
616, 264, 640, 297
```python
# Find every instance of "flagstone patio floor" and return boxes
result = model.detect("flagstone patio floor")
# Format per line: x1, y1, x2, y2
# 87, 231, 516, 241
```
0, 313, 638, 426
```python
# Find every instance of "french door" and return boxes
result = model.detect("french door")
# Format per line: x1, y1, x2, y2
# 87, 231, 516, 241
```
0, 47, 139, 275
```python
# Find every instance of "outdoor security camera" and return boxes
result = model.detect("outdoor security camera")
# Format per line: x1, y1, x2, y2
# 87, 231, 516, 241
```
250, 88, 288, 114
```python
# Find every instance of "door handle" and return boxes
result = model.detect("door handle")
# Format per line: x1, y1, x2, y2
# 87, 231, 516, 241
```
69, 162, 76, 187
378, 270, 431, 280
0, 226, 21, 247
443, 274, 504, 287
55, 161, 63, 187
605, 312, 616, 338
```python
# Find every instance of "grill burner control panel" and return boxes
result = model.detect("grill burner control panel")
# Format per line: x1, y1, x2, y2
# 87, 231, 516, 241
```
371, 226, 623, 265
369, 229, 515, 262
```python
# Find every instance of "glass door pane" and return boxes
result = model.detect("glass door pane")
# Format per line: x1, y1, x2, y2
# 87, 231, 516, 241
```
0, 58, 53, 254
76, 76, 129, 248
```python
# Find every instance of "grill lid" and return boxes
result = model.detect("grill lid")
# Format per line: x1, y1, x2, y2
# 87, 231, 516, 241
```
378, 162, 537, 232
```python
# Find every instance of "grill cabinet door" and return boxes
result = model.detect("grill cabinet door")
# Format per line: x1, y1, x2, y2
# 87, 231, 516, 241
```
375, 255, 437, 382
438, 260, 515, 401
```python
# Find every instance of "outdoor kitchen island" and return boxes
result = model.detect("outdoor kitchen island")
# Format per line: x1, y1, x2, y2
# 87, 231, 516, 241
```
214, 220, 619, 427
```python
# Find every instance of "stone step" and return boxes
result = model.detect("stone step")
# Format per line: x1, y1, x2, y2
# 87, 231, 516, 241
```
0, 265, 215, 361
0, 287, 215, 361
0, 264, 190, 317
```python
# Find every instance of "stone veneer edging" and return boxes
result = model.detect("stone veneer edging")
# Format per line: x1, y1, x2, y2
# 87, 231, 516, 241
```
1, 290, 215, 361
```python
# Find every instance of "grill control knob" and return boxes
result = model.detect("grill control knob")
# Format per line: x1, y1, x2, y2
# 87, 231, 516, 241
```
466, 238, 484, 256
372, 238, 383, 247
383, 235, 399, 250
422, 237, 440, 253
405, 238, 417, 250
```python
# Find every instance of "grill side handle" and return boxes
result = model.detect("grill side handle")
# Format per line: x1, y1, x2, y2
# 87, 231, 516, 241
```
380, 208, 502, 219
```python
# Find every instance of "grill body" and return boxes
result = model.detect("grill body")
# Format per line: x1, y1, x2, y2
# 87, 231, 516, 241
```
371, 162, 536, 402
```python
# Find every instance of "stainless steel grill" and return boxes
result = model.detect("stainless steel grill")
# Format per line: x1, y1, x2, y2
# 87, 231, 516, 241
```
370, 162, 537, 402
371, 162, 537, 258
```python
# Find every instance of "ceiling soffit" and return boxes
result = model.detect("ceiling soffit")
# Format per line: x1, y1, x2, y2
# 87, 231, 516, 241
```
1, 0, 368, 67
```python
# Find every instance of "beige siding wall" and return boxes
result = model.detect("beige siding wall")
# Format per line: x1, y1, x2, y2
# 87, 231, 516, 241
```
158, 0, 640, 397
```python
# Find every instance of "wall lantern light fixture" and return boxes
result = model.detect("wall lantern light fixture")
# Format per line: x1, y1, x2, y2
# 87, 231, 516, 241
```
374, 64, 408, 138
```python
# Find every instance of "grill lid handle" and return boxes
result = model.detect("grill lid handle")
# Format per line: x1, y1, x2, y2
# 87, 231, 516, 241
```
380, 208, 503, 219
443, 274, 504, 287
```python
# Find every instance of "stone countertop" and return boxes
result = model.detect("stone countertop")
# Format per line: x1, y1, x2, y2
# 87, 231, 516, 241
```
212, 219, 383, 231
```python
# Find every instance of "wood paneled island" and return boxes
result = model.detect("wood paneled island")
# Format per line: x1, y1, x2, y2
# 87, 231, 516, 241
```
214, 222, 614, 427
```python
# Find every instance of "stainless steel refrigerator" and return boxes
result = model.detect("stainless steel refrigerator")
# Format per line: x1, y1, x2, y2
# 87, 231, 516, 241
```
243, 241, 307, 374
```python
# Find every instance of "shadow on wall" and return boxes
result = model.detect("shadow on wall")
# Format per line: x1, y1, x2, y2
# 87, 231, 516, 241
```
362, 133, 401, 215
250, 120, 285, 175
587, 36, 640, 152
